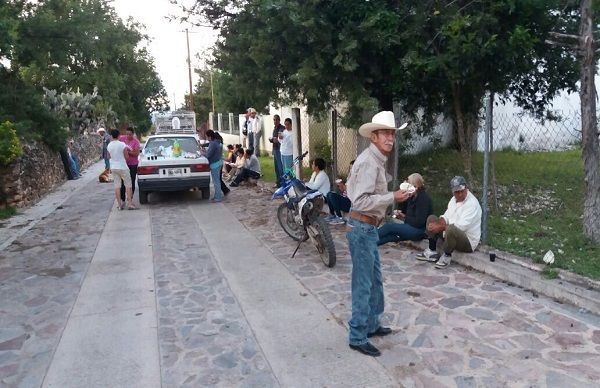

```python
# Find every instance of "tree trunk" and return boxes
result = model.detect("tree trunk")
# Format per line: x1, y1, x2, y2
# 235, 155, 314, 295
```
451, 82, 475, 183
579, 0, 600, 243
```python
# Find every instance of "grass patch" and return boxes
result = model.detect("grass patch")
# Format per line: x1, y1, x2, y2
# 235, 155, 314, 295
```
0, 206, 17, 220
258, 155, 312, 183
398, 148, 600, 280
542, 267, 559, 280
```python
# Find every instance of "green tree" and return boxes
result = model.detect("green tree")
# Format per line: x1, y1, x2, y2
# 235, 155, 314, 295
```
179, 0, 580, 179
14, 0, 168, 133
395, 0, 579, 180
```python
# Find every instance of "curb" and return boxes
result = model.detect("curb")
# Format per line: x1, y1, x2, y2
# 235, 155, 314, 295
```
405, 240, 600, 314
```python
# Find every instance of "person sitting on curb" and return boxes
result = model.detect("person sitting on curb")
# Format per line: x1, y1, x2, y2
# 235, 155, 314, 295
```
224, 144, 236, 174
225, 147, 245, 182
418, 175, 482, 269
325, 160, 354, 225
230, 148, 261, 187
325, 177, 351, 225
378, 173, 433, 245
305, 158, 330, 196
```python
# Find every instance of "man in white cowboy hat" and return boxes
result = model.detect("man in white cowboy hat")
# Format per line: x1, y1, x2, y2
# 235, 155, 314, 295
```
346, 111, 411, 357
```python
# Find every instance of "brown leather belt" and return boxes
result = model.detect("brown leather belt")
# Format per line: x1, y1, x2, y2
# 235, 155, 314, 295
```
349, 211, 378, 226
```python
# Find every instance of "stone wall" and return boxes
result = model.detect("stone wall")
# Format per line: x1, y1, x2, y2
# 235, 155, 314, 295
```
0, 134, 101, 208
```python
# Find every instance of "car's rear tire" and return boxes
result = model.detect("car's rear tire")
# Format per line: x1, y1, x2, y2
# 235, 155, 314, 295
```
201, 188, 210, 199
139, 190, 149, 204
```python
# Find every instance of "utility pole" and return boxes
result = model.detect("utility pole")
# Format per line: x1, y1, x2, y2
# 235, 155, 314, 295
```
210, 71, 215, 113
482, 92, 493, 244
186, 28, 194, 112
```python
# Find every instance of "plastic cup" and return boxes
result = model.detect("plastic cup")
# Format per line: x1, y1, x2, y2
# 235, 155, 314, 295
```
489, 252, 496, 262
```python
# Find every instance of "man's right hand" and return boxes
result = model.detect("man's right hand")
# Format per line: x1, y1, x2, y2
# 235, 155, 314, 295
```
393, 190, 411, 203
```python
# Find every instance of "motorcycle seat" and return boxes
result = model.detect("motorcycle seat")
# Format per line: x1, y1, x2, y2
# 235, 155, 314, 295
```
292, 180, 317, 197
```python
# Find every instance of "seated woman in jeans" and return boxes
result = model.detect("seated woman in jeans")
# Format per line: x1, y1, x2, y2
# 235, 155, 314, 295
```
325, 178, 351, 225
377, 173, 433, 245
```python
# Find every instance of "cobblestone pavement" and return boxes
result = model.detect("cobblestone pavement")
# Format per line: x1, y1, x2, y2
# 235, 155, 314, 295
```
0, 180, 114, 387
149, 195, 278, 387
224, 185, 600, 388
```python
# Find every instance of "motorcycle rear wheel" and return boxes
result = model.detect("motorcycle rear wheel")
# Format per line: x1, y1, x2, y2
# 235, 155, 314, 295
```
277, 203, 307, 242
307, 216, 337, 268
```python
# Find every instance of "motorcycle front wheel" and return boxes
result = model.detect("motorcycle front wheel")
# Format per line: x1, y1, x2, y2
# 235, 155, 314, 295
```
307, 216, 337, 268
277, 203, 308, 242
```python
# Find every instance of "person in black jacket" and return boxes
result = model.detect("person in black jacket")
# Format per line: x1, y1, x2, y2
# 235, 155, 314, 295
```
377, 173, 433, 245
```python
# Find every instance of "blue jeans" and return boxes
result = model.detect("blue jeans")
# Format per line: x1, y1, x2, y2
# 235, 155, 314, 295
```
326, 192, 351, 217
253, 132, 261, 156
247, 132, 254, 151
377, 222, 426, 245
281, 154, 293, 173
346, 218, 384, 345
210, 166, 223, 200
273, 147, 283, 185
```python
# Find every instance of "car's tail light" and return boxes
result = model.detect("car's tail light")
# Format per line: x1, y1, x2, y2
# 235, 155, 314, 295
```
138, 166, 159, 175
191, 163, 209, 172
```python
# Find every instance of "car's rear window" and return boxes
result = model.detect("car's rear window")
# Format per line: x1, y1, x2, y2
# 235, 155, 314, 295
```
143, 137, 200, 156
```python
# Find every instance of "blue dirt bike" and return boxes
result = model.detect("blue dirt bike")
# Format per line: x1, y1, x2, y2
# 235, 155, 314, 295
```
272, 152, 336, 268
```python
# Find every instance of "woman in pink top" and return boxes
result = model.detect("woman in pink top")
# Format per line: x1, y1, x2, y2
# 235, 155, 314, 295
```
119, 127, 141, 202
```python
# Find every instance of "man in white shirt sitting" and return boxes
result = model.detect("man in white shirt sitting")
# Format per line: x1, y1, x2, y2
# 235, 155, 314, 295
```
305, 157, 330, 196
418, 176, 482, 269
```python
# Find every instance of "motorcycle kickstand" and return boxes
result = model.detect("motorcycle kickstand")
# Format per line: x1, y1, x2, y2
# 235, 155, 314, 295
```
291, 239, 304, 258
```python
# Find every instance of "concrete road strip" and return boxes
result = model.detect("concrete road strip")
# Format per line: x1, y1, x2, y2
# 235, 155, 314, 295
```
42, 206, 160, 388
191, 202, 396, 388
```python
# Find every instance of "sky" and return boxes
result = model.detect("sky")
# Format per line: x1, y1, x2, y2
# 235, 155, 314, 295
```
111, 0, 218, 110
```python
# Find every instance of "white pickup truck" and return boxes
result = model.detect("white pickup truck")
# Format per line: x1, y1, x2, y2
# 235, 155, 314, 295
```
137, 134, 210, 203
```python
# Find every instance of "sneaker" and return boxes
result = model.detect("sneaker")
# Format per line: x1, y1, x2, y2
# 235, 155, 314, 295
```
324, 215, 336, 222
328, 216, 345, 225
416, 248, 440, 262
435, 254, 452, 269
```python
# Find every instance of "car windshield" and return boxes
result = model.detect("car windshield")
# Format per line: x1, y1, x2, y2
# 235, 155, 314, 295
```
143, 137, 200, 157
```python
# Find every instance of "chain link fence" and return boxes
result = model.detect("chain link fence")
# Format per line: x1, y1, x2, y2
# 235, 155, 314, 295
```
477, 109, 582, 152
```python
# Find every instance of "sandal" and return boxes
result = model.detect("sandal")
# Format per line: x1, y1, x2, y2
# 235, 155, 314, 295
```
127, 206, 139, 210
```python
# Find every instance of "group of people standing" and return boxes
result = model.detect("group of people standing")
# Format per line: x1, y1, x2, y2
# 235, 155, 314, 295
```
242, 108, 295, 187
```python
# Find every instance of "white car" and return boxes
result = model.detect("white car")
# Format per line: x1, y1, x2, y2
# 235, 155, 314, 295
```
137, 134, 210, 203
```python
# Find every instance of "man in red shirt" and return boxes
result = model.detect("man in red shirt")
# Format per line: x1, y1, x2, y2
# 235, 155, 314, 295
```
119, 127, 141, 203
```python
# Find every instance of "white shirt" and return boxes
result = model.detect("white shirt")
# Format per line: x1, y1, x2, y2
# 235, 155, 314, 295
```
441, 190, 482, 250
249, 116, 261, 135
306, 170, 330, 196
280, 130, 293, 155
107, 140, 129, 170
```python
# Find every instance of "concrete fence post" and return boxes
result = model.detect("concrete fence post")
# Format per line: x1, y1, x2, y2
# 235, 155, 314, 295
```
217, 113, 223, 132
208, 112, 214, 130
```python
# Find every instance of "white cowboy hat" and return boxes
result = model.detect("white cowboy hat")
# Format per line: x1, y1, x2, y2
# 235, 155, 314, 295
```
358, 111, 407, 138
96, 127, 106, 134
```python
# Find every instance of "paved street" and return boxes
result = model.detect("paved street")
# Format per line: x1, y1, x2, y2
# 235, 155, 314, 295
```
1, 167, 600, 387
